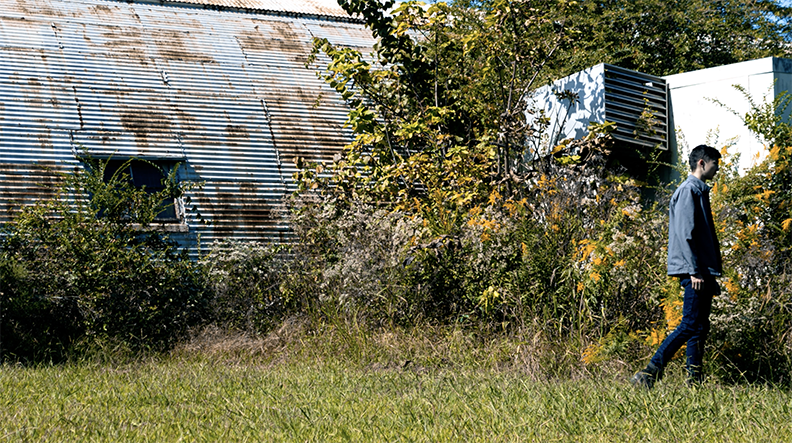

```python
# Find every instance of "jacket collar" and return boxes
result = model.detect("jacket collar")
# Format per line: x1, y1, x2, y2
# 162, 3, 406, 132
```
686, 174, 710, 192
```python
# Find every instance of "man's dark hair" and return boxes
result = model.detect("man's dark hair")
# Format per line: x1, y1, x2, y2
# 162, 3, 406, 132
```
689, 145, 721, 171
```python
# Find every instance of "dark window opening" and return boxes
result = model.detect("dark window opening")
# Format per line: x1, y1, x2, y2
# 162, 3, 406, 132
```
103, 159, 180, 222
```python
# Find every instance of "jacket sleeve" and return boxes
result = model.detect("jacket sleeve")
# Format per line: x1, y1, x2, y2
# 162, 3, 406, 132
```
667, 188, 699, 276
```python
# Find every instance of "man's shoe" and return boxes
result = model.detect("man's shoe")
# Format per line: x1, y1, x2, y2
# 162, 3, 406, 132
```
686, 365, 704, 387
631, 362, 660, 389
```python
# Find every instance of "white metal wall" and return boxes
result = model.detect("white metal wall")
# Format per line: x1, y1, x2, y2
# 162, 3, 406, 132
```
664, 57, 792, 172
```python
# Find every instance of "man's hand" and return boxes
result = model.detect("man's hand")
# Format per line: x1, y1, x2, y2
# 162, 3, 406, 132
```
691, 274, 704, 291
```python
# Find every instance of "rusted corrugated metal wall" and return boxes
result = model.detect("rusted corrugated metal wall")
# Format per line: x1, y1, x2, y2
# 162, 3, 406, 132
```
0, 0, 373, 254
148, 0, 353, 20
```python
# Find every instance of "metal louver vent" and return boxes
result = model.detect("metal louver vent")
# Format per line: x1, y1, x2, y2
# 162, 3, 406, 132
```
603, 65, 668, 150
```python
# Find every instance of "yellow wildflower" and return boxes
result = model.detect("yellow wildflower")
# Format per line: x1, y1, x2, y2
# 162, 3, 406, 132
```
488, 190, 502, 205
770, 145, 782, 160
646, 328, 666, 347
582, 343, 602, 365
579, 242, 596, 260
723, 278, 740, 301
663, 298, 683, 331
755, 189, 775, 203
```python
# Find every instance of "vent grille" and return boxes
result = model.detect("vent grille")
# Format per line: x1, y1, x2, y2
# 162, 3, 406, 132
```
603, 65, 668, 150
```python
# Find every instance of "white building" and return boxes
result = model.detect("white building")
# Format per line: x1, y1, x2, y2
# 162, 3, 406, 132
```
529, 56, 792, 175
665, 57, 792, 172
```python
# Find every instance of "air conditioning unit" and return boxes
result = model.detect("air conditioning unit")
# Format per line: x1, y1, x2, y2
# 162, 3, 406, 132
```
527, 63, 669, 154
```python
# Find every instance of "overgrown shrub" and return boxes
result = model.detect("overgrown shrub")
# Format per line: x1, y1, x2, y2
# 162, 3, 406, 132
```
288, 141, 671, 343
701, 92, 792, 383
289, 121, 792, 383
199, 241, 293, 332
287, 200, 425, 325
0, 158, 207, 362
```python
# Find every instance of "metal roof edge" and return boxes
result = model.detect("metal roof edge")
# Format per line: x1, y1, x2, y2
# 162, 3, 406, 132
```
663, 56, 786, 89
602, 63, 666, 83
121, 0, 366, 23
772, 56, 792, 74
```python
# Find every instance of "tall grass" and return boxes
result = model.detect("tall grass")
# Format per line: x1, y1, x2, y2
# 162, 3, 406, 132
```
1, 357, 790, 441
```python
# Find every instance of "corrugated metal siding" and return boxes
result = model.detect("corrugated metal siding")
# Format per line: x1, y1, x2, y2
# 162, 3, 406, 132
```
149, 0, 353, 20
0, 0, 373, 254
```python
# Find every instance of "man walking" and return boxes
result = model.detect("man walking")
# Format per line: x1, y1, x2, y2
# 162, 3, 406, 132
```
632, 145, 723, 388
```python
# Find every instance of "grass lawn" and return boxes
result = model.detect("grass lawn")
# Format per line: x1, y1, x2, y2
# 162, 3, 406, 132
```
2, 353, 790, 442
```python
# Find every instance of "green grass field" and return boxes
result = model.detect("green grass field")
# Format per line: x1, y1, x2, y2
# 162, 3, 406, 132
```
2, 347, 791, 442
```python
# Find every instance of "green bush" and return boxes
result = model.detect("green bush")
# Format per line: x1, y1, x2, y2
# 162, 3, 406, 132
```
287, 126, 792, 383
702, 92, 792, 383
199, 240, 292, 332
287, 143, 670, 342
0, 158, 207, 362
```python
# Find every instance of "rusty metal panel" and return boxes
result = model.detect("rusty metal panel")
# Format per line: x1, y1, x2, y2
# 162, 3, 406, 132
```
0, 162, 73, 221
0, 4, 82, 225
302, 20, 376, 48
0, 0, 375, 254
148, 0, 353, 20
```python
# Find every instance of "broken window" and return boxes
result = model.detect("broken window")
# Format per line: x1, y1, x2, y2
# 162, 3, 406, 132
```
102, 159, 181, 222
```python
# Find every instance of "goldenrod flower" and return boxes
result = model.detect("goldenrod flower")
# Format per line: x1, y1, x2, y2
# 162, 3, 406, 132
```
646, 328, 666, 347
581, 343, 602, 365
488, 190, 501, 205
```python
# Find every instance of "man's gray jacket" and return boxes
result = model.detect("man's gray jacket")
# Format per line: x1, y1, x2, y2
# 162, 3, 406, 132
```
667, 175, 723, 277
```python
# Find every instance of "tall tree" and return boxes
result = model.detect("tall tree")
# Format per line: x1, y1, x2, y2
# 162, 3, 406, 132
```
559, 0, 792, 76
298, 0, 792, 231
302, 1, 574, 223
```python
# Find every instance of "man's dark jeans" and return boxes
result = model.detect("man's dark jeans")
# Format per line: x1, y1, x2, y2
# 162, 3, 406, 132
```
649, 276, 717, 375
